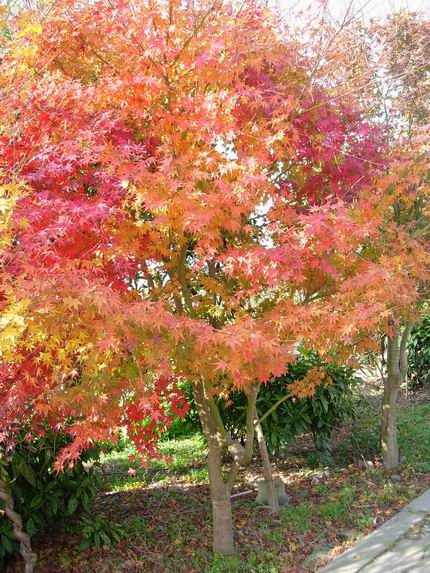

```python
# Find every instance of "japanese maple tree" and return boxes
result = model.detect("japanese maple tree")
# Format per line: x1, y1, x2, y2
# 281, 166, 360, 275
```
0, 0, 387, 555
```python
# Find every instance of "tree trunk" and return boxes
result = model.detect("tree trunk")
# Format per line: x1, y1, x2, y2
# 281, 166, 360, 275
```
194, 381, 235, 555
381, 323, 413, 469
254, 413, 279, 513
382, 326, 401, 469
207, 435, 235, 554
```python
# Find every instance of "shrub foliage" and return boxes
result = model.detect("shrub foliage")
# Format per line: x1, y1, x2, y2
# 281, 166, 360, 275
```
408, 316, 430, 389
172, 351, 360, 464
0, 430, 100, 562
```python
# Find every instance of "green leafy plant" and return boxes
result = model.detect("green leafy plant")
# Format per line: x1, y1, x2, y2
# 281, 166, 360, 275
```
408, 316, 430, 389
218, 350, 361, 463
0, 429, 100, 563
77, 516, 125, 551
169, 352, 360, 463
0, 517, 15, 563
169, 352, 360, 462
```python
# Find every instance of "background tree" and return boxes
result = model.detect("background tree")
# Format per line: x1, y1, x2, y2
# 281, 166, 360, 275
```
297, 4, 430, 469
367, 11, 430, 469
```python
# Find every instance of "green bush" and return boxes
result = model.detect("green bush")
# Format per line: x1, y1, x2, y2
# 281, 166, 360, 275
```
219, 350, 360, 463
408, 316, 430, 389
0, 429, 100, 563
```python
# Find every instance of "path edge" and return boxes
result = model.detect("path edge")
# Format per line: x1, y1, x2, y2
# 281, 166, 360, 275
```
317, 488, 430, 573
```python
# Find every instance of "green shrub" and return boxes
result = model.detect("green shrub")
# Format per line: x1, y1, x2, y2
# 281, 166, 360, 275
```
0, 517, 15, 563
408, 316, 430, 389
219, 350, 360, 463
0, 429, 100, 562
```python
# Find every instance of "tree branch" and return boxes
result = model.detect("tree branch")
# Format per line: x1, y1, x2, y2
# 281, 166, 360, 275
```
258, 390, 291, 426
170, 0, 220, 68
205, 382, 258, 469
178, 242, 195, 317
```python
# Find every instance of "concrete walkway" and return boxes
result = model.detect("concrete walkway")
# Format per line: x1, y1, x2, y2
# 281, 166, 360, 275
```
318, 489, 430, 573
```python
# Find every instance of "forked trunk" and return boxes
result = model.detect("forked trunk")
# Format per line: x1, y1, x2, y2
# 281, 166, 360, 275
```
194, 381, 235, 555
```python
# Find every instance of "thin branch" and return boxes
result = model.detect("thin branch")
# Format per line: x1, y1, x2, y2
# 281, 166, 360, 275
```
170, 0, 220, 68
177, 242, 195, 317
205, 381, 258, 470
258, 391, 291, 426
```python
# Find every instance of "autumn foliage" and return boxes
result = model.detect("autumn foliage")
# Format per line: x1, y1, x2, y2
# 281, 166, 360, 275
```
2, 0, 429, 556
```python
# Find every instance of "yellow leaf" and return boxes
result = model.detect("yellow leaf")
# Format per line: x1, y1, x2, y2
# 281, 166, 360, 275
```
40, 352, 52, 366
17, 22, 42, 38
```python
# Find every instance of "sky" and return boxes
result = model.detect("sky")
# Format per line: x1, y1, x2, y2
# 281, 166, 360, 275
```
279, 0, 429, 22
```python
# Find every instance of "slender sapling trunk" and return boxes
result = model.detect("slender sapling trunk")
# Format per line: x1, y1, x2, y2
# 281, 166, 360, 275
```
254, 413, 279, 513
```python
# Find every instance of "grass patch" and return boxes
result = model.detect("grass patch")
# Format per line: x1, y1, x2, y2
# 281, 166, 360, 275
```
316, 486, 354, 523
337, 402, 430, 471
100, 434, 208, 491
280, 505, 311, 533
398, 404, 430, 472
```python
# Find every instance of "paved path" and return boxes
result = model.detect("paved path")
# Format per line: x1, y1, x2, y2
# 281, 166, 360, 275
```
318, 489, 430, 573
